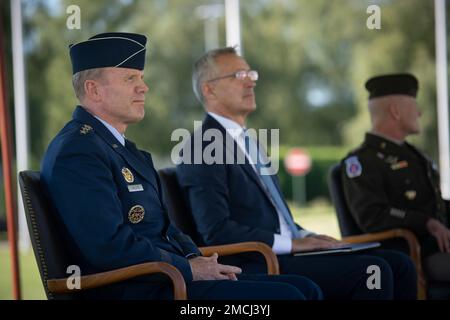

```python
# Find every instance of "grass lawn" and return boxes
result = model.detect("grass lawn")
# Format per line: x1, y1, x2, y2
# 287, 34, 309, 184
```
289, 200, 341, 239
0, 244, 46, 300
0, 202, 340, 300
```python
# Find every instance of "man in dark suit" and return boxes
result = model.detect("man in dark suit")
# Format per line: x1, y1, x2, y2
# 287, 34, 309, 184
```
341, 73, 450, 283
177, 47, 417, 299
40, 32, 323, 300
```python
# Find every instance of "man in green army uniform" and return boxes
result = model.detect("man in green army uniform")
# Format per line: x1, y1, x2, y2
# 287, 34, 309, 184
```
341, 73, 450, 283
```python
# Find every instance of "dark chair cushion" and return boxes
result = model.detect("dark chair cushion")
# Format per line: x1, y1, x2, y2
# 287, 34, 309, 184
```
328, 164, 363, 237
19, 171, 76, 299
158, 167, 200, 243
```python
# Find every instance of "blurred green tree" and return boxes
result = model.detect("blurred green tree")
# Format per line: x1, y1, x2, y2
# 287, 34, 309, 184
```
0, 0, 444, 205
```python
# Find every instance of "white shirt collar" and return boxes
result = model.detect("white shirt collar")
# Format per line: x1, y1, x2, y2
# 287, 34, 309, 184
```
208, 112, 245, 139
94, 116, 125, 146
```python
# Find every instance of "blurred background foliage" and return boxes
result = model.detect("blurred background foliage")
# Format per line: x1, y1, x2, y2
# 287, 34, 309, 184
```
0, 0, 447, 210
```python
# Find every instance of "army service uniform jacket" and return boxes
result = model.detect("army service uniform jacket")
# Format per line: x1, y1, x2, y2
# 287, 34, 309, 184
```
341, 133, 449, 241
41, 106, 201, 285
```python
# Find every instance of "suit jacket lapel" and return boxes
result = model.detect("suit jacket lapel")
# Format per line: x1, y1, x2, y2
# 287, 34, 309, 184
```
206, 116, 295, 220
72, 106, 159, 190
203, 114, 275, 203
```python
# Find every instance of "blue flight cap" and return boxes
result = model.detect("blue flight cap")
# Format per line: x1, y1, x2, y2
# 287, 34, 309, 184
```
69, 32, 147, 74
365, 73, 418, 99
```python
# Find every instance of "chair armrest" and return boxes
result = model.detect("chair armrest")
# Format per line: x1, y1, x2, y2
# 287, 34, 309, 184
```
342, 228, 421, 270
46, 261, 187, 300
342, 228, 426, 300
199, 241, 280, 275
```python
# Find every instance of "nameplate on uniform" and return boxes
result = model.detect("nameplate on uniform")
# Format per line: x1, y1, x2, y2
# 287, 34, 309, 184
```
389, 208, 406, 219
128, 184, 144, 192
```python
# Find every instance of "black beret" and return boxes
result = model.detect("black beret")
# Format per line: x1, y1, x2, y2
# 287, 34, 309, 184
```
69, 32, 147, 74
365, 73, 418, 99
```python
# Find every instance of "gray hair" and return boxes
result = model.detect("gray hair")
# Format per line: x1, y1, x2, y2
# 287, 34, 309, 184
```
72, 68, 105, 101
192, 47, 238, 104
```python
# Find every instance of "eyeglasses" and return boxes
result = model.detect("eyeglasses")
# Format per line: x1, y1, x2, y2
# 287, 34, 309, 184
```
207, 70, 259, 83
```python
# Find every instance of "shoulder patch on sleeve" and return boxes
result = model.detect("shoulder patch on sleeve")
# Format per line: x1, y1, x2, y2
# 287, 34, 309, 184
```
345, 156, 362, 178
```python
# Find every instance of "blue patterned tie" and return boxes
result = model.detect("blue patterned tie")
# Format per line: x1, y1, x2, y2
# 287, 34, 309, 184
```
243, 131, 301, 237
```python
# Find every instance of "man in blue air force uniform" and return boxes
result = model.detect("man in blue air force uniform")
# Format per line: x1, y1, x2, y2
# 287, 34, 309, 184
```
40, 32, 322, 300
176, 47, 418, 299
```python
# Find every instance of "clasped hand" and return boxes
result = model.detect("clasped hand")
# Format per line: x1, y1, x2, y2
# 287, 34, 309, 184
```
189, 252, 242, 281
427, 218, 450, 253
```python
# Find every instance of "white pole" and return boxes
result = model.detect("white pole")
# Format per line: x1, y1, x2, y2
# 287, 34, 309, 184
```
225, 0, 242, 55
195, 4, 224, 51
435, 0, 450, 199
205, 18, 219, 51
11, 0, 31, 250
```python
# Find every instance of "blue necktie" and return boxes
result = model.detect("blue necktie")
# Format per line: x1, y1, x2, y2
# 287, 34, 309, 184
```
243, 132, 301, 237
